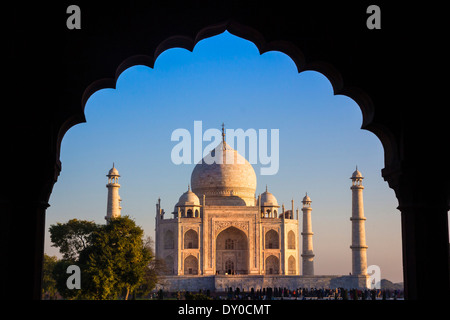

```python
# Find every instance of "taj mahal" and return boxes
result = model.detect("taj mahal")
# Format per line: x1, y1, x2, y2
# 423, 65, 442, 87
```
104, 128, 371, 292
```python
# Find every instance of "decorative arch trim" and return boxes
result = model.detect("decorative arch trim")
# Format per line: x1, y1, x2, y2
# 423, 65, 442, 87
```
59, 19, 396, 169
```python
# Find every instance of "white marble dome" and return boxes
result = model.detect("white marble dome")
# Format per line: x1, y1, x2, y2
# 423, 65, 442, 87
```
259, 187, 279, 206
351, 167, 363, 179
191, 141, 257, 206
302, 193, 311, 203
176, 186, 200, 207
108, 166, 119, 176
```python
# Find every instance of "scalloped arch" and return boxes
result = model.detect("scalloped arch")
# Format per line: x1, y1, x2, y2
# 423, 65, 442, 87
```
72, 19, 396, 168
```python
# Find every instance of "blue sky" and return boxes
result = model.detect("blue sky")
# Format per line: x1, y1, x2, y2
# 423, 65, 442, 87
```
45, 31, 403, 282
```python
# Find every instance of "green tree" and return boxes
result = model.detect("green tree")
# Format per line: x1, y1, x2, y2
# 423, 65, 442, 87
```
52, 259, 80, 299
49, 219, 100, 260
79, 216, 153, 299
42, 254, 58, 299
49, 219, 100, 300
134, 236, 159, 298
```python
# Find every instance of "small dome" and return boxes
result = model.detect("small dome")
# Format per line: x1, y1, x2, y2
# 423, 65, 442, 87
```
302, 193, 311, 203
351, 167, 363, 179
260, 186, 279, 206
176, 186, 200, 207
108, 166, 119, 176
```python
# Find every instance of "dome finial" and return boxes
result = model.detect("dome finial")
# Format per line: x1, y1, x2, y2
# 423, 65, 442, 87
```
222, 122, 226, 150
266, 184, 268, 192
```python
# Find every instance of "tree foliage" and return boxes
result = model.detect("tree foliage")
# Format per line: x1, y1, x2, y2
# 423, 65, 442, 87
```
49, 216, 155, 299
42, 254, 58, 299
52, 259, 79, 299
49, 219, 99, 260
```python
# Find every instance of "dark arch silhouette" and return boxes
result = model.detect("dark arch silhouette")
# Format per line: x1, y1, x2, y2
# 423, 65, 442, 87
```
4, 2, 448, 300
77, 20, 395, 168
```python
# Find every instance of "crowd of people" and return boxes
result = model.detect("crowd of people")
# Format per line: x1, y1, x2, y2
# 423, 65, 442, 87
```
156, 286, 404, 300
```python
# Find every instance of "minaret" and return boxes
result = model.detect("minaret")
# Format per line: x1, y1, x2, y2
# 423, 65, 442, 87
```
301, 193, 314, 275
105, 163, 121, 223
350, 167, 368, 275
